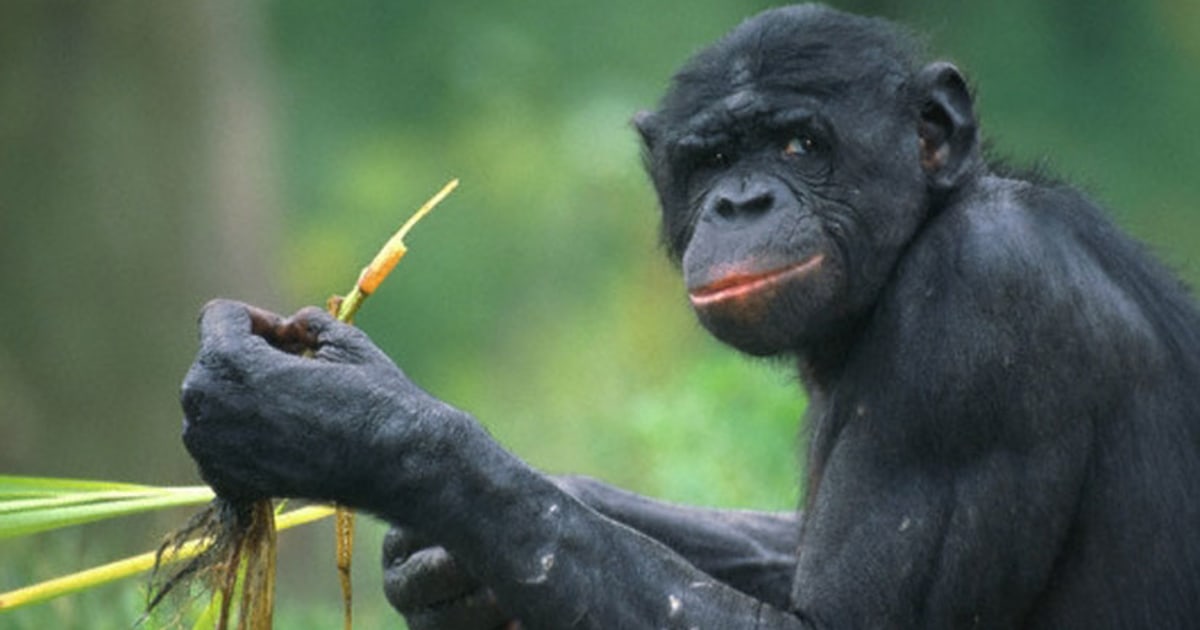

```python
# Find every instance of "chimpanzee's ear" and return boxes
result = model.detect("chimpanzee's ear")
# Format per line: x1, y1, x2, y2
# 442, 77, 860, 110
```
632, 110, 661, 151
915, 62, 978, 190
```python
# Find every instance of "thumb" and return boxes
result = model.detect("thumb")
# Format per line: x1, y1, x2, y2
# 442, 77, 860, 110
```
292, 306, 394, 367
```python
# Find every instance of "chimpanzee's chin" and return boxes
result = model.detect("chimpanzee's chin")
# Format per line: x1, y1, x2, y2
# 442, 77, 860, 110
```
693, 305, 791, 357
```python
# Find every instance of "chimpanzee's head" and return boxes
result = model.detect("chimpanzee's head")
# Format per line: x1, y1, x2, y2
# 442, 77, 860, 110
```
636, 4, 979, 356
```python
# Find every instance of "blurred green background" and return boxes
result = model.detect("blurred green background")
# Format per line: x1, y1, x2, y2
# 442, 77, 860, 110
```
2, 0, 1197, 626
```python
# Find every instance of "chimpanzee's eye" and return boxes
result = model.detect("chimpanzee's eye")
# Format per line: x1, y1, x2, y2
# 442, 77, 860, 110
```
784, 136, 818, 157
674, 134, 732, 171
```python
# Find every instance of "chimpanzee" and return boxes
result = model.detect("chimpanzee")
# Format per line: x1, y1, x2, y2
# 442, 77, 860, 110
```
179, 4, 1200, 629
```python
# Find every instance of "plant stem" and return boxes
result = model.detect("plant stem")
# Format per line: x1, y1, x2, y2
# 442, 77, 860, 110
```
328, 178, 458, 630
0, 506, 335, 611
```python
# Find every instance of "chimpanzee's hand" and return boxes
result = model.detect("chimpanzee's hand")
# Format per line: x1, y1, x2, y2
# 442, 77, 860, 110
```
382, 526, 520, 630
179, 299, 460, 505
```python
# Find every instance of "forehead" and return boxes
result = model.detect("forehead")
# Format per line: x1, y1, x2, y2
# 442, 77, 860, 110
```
674, 88, 821, 146
657, 6, 915, 135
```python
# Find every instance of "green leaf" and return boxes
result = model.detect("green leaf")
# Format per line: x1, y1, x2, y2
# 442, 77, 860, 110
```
0, 485, 213, 539
0, 475, 153, 498
2, 491, 164, 514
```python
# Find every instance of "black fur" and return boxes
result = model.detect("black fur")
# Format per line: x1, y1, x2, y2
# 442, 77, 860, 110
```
635, 5, 1200, 626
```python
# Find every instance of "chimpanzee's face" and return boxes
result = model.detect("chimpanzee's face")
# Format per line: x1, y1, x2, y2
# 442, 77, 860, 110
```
636, 8, 932, 356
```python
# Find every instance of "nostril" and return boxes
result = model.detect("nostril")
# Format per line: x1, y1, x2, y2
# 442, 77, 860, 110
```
715, 191, 773, 219
744, 192, 773, 214
707, 176, 782, 222
715, 196, 737, 219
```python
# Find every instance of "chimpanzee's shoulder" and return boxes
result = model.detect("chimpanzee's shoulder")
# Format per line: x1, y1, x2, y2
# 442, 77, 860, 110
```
907, 175, 1108, 294
888, 174, 1169, 357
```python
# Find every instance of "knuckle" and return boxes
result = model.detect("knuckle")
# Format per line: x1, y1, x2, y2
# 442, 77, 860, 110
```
294, 306, 339, 340
199, 298, 245, 329
198, 298, 231, 319
179, 381, 206, 423
384, 547, 460, 610
294, 305, 329, 321
179, 362, 221, 425
382, 527, 416, 565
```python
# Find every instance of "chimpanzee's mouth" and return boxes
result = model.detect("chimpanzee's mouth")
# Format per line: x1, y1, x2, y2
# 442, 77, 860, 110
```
689, 254, 824, 308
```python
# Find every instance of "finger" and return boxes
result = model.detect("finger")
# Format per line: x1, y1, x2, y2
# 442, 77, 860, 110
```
195, 300, 312, 384
178, 376, 267, 500
384, 547, 480, 612
197, 299, 256, 353
200, 300, 324, 357
296, 305, 365, 347
382, 526, 436, 568
184, 299, 254, 418
293, 306, 395, 367
247, 305, 319, 354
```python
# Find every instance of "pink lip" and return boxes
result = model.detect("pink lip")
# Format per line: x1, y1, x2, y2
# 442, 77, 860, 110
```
689, 254, 824, 307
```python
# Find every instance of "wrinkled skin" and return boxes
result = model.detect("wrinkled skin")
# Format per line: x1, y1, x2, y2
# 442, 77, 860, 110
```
182, 5, 1200, 629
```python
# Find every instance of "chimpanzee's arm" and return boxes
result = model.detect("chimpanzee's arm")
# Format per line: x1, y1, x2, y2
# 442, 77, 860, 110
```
552, 475, 799, 607
371, 423, 807, 628
182, 301, 808, 629
383, 476, 799, 626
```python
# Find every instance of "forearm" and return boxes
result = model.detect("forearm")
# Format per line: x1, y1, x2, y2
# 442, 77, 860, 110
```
365, 414, 806, 629
554, 475, 800, 608
451, 463, 804, 628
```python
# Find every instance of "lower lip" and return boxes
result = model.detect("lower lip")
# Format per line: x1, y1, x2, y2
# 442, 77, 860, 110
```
689, 255, 824, 308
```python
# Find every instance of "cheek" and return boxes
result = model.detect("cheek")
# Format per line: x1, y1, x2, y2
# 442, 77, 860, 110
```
662, 210, 697, 263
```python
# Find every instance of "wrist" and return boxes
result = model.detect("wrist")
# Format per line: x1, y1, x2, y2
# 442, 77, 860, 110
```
348, 402, 487, 520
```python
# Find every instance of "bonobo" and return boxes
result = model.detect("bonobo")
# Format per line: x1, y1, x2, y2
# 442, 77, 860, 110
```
180, 5, 1200, 629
